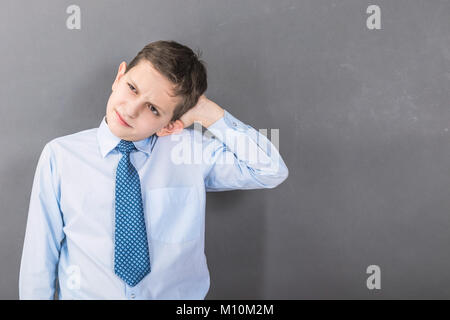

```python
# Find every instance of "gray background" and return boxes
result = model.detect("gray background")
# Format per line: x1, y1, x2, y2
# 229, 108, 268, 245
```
1, 0, 450, 299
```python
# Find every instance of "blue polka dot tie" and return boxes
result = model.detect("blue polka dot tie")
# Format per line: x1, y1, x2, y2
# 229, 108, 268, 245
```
114, 139, 151, 287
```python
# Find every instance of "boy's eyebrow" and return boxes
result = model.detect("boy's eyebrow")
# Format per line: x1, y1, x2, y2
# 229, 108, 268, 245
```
128, 77, 167, 115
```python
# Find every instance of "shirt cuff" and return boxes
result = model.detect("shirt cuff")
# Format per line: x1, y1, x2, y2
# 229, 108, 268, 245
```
207, 109, 249, 133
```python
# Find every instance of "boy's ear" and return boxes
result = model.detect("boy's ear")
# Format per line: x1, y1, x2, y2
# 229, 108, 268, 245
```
112, 61, 127, 91
156, 119, 184, 137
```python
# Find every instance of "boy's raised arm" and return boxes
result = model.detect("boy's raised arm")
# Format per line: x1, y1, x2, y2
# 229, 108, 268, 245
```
186, 98, 289, 192
19, 142, 64, 299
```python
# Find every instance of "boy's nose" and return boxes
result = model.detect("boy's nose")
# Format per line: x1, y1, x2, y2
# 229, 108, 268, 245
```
125, 103, 142, 117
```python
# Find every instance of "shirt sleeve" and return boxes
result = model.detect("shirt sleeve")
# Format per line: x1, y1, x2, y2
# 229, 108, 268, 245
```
19, 142, 65, 299
202, 109, 289, 192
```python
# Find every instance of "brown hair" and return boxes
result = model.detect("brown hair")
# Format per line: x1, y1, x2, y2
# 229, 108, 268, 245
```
125, 40, 207, 122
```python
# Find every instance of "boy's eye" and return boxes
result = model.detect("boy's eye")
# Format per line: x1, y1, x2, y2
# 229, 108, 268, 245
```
148, 105, 159, 116
127, 83, 136, 93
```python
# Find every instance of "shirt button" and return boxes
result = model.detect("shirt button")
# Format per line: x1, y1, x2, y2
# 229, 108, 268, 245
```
130, 293, 136, 299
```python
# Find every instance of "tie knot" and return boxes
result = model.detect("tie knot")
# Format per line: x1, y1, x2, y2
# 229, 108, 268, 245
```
116, 140, 136, 154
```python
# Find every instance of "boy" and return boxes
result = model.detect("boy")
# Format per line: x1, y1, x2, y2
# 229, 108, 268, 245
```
19, 40, 289, 299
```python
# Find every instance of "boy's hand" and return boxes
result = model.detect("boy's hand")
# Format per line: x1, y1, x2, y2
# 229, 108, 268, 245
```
179, 95, 225, 129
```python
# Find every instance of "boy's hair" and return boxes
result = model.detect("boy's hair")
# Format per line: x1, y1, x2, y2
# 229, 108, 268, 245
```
125, 40, 208, 122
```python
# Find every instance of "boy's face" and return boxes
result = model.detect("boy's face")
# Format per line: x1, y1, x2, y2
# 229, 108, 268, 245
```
106, 60, 184, 141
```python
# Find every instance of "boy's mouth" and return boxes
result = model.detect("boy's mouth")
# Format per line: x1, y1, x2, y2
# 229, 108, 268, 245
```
115, 110, 132, 127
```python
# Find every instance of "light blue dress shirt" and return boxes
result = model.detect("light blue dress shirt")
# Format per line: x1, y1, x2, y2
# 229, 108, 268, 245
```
19, 109, 289, 299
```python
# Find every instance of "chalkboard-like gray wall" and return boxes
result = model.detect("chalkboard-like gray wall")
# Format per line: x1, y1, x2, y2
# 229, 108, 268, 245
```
1, 0, 450, 299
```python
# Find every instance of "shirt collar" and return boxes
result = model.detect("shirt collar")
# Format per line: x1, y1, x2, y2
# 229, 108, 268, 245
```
97, 115, 158, 158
